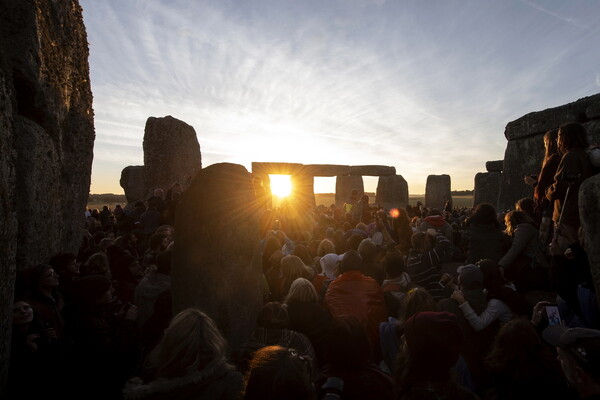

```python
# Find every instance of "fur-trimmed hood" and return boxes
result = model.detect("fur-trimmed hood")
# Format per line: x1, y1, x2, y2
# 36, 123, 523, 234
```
123, 359, 241, 400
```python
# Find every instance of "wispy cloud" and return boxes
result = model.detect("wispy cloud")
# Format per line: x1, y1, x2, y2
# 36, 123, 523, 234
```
82, 0, 600, 194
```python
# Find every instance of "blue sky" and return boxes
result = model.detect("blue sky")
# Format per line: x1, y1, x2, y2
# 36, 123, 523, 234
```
81, 0, 600, 195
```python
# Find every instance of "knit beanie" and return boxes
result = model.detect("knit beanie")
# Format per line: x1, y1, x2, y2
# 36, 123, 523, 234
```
403, 311, 463, 379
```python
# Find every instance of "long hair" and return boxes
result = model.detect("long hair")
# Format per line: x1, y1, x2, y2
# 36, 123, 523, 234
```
468, 203, 499, 227
504, 210, 535, 236
399, 287, 436, 324
542, 129, 559, 167
317, 238, 335, 257
146, 308, 227, 379
284, 278, 318, 305
558, 122, 589, 154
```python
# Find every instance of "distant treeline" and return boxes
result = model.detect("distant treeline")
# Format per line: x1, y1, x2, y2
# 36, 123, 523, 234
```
88, 193, 127, 203
450, 190, 474, 196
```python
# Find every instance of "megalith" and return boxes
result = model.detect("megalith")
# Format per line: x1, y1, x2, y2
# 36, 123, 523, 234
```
376, 175, 409, 210
498, 94, 600, 211
291, 174, 316, 209
425, 175, 451, 210
335, 175, 365, 206
486, 160, 504, 172
172, 163, 263, 351
473, 172, 501, 209
143, 115, 202, 198
579, 174, 600, 309
0, 0, 95, 392
120, 165, 146, 203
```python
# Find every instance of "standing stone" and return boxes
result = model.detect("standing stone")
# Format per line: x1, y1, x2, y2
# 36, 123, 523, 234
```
143, 116, 202, 198
579, 174, 600, 309
473, 172, 501, 209
376, 175, 409, 210
120, 166, 146, 203
425, 175, 451, 210
335, 175, 364, 207
291, 174, 316, 209
172, 163, 263, 351
0, 0, 95, 393
486, 160, 504, 172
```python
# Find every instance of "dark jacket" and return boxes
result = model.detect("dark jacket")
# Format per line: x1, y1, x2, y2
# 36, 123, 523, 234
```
465, 223, 507, 264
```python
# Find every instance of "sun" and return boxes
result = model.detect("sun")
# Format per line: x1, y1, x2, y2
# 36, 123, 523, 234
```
269, 174, 292, 198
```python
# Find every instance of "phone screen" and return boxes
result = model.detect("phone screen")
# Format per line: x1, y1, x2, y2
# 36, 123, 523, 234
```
545, 305, 563, 326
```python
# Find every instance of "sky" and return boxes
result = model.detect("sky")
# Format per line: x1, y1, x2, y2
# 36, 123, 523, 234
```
81, 0, 600, 195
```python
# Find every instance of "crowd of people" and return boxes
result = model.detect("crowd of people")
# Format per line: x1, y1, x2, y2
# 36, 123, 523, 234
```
8, 122, 600, 399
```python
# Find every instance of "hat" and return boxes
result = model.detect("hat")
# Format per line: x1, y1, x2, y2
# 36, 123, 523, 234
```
457, 264, 483, 290
63, 275, 111, 307
543, 326, 600, 372
320, 253, 343, 279
371, 231, 384, 246
404, 311, 463, 378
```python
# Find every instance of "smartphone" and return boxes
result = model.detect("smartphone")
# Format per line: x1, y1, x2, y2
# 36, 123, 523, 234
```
545, 304, 563, 326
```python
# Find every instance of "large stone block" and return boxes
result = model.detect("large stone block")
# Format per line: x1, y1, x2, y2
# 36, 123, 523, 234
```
251, 162, 304, 176
473, 172, 501, 209
579, 174, 600, 308
425, 175, 451, 210
350, 165, 396, 176
486, 160, 504, 172
0, 0, 95, 391
143, 116, 202, 198
172, 163, 263, 351
120, 165, 146, 203
583, 119, 600, 144
375, 175, 409, 210
586, 101, 600, 120
300, 164, 351, 177
505, 94, 600, 140
335, 175, 364, 207
498, 136, 541, 211
291, 174, 316, 209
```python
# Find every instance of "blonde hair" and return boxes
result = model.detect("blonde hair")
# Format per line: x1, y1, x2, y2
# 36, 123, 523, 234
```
284, 278, 318, 304
504, 210, 534, 236
317, 239, 336, 257
147, 308, 227, 379
281, 255, 311, 282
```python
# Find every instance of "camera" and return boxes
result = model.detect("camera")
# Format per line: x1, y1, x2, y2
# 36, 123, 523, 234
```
319, 377, 344, 400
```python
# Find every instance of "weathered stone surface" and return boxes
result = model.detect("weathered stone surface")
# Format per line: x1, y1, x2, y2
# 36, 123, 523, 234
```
251, 162, 304, 176
0, 0, 95, 391
172, 163, 263, 351
350, 165, 396, 176
335, 175, 364, 207
473, 172, 501, 209
0, 58, 17, 396
583, 119, 600, 144
376, 175, 409, 210
120, 166, 145, 203
425, 175, 451, 210
300, 164, 351, 177
579, 174, 600, 308
143, 116, 202, 198
498, 132, 544, 212
505, 94, 600, 140
586, 101, 600, 120
486, 160, 504, 172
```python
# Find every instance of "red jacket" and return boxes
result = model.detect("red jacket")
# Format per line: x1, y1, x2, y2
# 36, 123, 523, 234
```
324, 271, 387, 346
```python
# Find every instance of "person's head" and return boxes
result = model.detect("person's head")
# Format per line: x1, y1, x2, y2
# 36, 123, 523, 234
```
357, 238, 378, 263
49, 252, 79, 279
281, 255, 310, 285
326, 316, 372, 371
486, 318, 544, 371
543, 129, 559, 162
285, 278, 318, 305
340, 250, 362, 274
469, 203, 499, 226
256, 302, 290, 329
62, 275, 113, 308
410, 232, 431, 253
515, 197, 535, 218
319, 253, 342, 279
149, 233, 169, 252
350, 188, 359, 199
243, 346, 314, 400
360, 194, 369, 203
428, 208, 442, 217
83, 252, 111, 279
24, 264, 59, 296
401, 311, 463, 381
543, 326, 600, 392
317, 238, 336, 257
384, 250, 406, 279
355, 222, 368, 232
399, 287, 436, 323
292, 244, 312, 266
345, 233, 364, 252
457, 264, 483, 291
504, 210, 534, 236
155, 225, 175, 243
557, 122, 589, 155
12, 300, 34, 327
147, 308, 227, 379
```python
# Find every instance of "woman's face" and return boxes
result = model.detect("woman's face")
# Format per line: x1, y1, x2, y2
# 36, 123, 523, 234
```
39, 268, 59, 288
13, 301, 34, 326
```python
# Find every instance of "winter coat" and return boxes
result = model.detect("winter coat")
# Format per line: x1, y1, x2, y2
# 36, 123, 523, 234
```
498, 223, 548, 277
123, 360, 242, 400
465, 223, 507, 264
